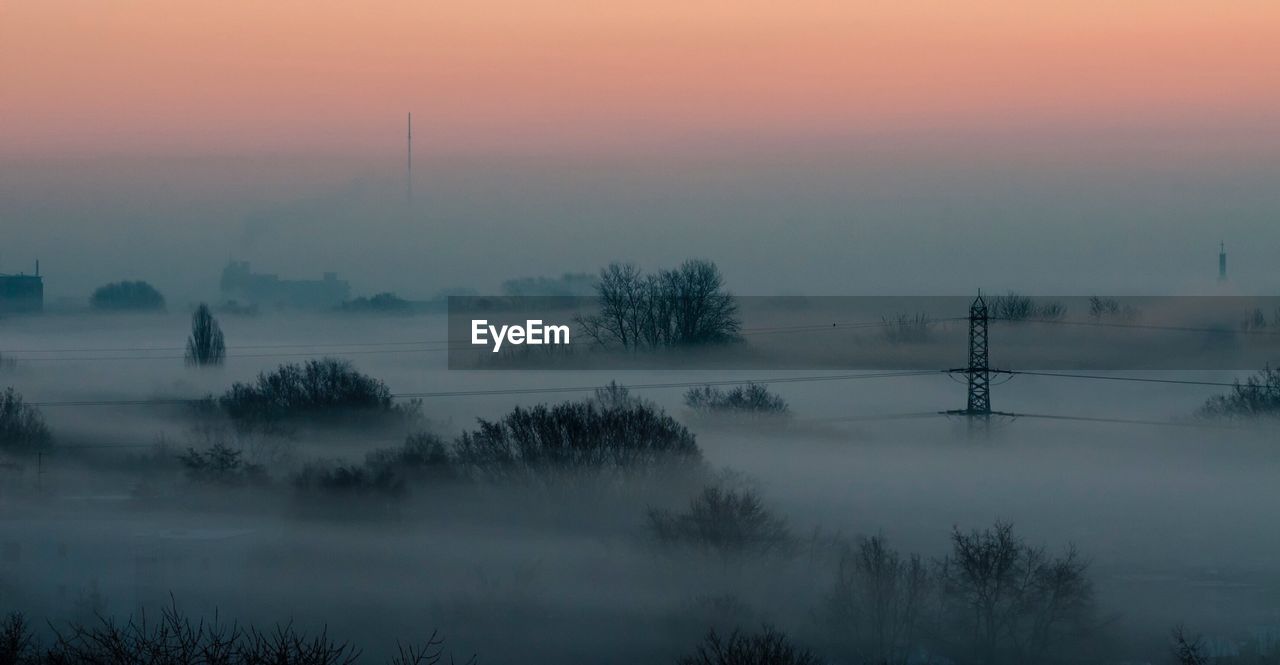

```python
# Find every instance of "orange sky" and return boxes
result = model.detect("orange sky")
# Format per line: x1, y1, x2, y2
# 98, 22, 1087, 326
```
2, 1, 1277, 155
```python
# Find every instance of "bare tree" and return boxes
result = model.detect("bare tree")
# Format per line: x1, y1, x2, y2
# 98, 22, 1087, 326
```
935, 522, 1095, 665
577, 260, 740, 350
824, 535, 930, 665
0, 387, 51, 454
185, 303, 226, 367
1171, 625, 1209, 665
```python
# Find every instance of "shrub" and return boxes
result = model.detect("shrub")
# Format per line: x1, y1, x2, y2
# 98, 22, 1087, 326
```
1088, 296, 1139, 322
1241, 307, 1268, 331
0, 388, 51, 454
179, 442, 265, 486
185, 303, 226, 367
590, 381, 651, 411
577, 260, 741, 350
880, 313, 933, 344
215, 358, 419, 434
1198, 365, 1280, 420
290, 434, 455, 504
2, 603, 467, 665
364, 432, 457, 486
678, 627, 821, 665
451, 398, 702, 485
89, 280, 166, 311
988, 293, 1067, 322
338, 292, 413, 314
292, 459, 404, 499
501, 272, 597, 297
683, 383, 790, 418
648, 485, 793, 559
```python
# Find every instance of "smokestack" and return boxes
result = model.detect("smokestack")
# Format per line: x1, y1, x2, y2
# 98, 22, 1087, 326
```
1219, 241, 1227, 281
35, 260, 39, 277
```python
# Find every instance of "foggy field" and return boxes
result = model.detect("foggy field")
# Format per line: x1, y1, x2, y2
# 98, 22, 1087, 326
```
3, 310, 1278, 664
6, 2, 1280, 662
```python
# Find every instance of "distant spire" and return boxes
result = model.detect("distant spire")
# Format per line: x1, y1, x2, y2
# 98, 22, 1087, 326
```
406, 112, 413, 207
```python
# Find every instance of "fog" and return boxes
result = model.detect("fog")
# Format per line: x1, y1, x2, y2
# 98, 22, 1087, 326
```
6, 129, 1280, 304
3, 305, 1279, 663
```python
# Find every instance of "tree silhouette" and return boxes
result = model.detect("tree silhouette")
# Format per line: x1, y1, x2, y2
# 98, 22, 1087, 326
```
185, 303, 226, 367
89, 281, 166, 311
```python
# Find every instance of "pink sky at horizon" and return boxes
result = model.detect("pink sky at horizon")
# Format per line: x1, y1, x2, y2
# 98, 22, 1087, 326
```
2, 1, 1277, 157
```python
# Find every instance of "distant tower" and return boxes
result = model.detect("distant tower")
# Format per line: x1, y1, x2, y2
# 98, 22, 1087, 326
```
1219, 241, 1227, 281
406, 112, 413, 206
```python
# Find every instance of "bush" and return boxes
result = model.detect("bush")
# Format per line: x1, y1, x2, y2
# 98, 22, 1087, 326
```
338, 292, 413, 314
185, 303, 226, 367
678, 627, 821, 665
683, 383, 790, 418
880, 313, 933, 344
590, 381, 651, 411
501, 272, 597, 297
988, 293, 1067, 322
215, 358, 419, 434
648, 485, 793, 560
1198, 365, 1280, 420
577, 260, 741, 350
293, 459, 404, 499
451, 398, 702, 485
0, 388, 51, 454
1, 604, 467, 665
89, 280, 166, 311
364, 432, 457, 486
179, 443, 265, 486
1088, 296, 1139, 322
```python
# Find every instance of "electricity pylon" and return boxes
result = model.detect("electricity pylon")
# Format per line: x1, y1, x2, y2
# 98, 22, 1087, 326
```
944, 291, 1012, 433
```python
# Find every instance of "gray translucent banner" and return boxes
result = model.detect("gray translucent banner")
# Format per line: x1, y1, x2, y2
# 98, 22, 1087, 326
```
448, 295, 1280, 370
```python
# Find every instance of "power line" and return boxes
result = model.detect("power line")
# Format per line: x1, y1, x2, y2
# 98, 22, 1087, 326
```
992, 316, 1280, 337
998, 411, 1241, 430
2, 318, 930, 360
10, 347, 460, 363
24, 370, 944, 408
1005, 370, 1258, 389
2, 340, 453, 354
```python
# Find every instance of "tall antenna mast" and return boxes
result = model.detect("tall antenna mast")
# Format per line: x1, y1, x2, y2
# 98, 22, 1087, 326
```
406, 112, 413, 207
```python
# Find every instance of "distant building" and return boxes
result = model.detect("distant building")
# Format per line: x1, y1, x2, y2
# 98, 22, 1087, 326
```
1219, 241, 1227, 281
220, 261, 350, 309
0, 263, 43, 313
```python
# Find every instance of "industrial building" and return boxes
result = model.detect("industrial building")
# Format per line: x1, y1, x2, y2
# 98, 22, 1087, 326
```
0, 263, 43, 313
219, 261, 350, 309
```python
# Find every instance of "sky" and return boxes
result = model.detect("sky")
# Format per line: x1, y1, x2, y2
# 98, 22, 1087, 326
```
2, 1, 1278, 299
3, 1, 1278, 154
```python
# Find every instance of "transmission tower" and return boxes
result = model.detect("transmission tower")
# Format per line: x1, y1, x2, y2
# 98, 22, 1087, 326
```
944, 291, 1011, 432
965, 292, 990, 416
